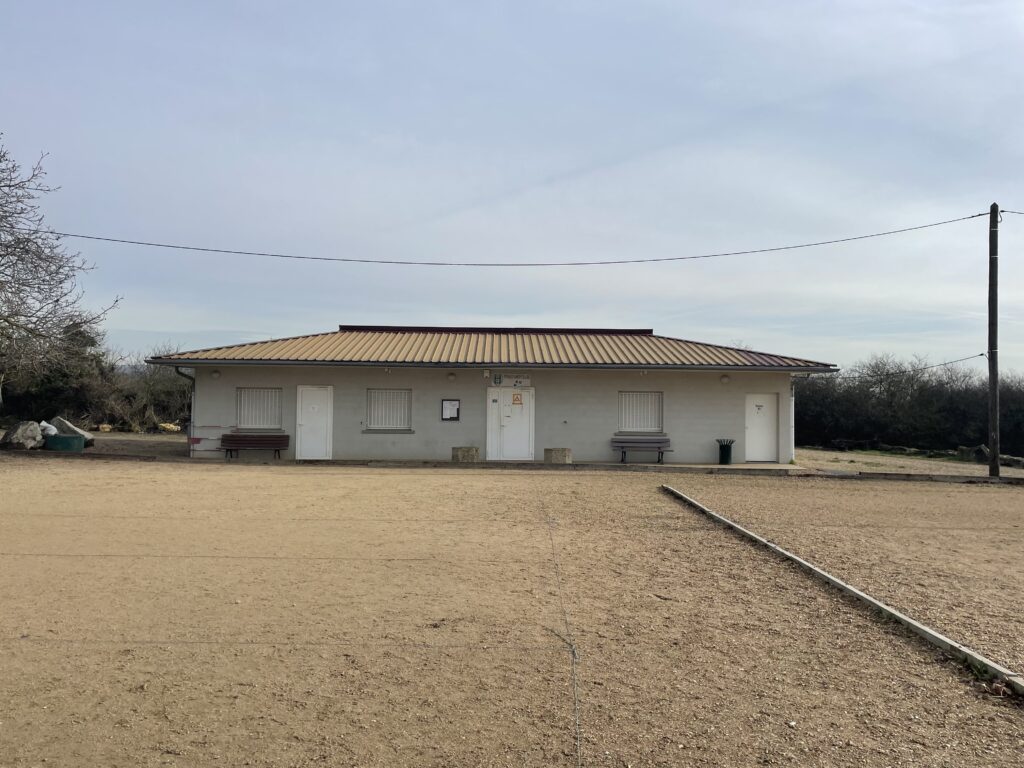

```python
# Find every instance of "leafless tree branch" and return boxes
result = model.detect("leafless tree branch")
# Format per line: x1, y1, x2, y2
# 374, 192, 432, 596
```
0, 137, 119, 406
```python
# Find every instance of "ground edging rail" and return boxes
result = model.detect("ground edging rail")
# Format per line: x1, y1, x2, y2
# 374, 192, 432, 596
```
661, 484, 1024, 697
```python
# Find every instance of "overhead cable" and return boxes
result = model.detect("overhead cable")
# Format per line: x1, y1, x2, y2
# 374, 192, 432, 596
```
11, 211, 988, 268
817, 353, 986, 381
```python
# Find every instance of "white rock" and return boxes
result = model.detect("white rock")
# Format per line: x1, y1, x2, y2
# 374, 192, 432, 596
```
1, 421, 45, 450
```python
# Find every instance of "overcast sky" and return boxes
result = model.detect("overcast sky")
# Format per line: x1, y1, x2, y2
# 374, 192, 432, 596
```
4, 1, 1023, 370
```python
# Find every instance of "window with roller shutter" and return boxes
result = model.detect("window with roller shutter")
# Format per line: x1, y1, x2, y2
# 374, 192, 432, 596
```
618, 391, 663, 432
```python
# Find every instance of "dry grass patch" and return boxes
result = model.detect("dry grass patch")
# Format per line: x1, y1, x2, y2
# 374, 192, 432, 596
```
797, 447, 1024, 478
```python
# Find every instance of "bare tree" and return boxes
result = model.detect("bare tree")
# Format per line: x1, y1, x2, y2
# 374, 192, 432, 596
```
96, 344, 191, 431
0, 138, 118, 406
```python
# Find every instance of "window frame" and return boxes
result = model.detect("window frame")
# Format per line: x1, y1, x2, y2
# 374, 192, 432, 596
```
235, 387, 284, 431
365, 388, 413, 432
617, 390, 664, 434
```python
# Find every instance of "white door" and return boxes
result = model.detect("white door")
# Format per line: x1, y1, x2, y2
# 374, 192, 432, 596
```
296, 386, 333, 460
486, 387, 534, 460
745, 393, 778, 462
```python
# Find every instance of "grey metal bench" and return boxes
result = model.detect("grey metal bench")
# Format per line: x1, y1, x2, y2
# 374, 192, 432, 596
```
610, 435, 673, 464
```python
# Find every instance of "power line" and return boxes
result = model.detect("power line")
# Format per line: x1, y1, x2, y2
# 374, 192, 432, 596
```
12, 212, 987, 268
817, 353, 986, 381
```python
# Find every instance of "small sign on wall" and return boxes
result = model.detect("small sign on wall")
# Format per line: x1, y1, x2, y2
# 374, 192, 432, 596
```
492, 373, 531, 387
441, 399, 461, 421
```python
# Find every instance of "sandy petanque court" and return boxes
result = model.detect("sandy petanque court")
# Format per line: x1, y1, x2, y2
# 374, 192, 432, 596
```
1, 455, 1021, 766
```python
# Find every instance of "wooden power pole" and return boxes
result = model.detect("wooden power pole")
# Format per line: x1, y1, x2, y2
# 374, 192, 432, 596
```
989, 202, 1000, 478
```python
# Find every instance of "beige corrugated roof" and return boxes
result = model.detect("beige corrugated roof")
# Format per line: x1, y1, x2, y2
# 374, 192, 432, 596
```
149, 326, 836, 371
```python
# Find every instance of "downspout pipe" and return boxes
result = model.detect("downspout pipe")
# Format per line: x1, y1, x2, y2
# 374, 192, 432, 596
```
174, 367, 196, 458
174, 366, 195, 384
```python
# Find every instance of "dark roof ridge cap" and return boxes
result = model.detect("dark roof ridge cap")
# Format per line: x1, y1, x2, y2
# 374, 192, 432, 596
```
337, 324, 654, 336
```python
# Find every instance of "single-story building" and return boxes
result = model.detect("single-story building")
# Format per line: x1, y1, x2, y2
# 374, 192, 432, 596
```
147, 325, 837, 463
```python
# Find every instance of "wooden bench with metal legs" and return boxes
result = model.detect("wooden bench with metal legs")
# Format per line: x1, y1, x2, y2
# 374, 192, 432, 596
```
220, 433, 289, 459
610, 435, 673, 464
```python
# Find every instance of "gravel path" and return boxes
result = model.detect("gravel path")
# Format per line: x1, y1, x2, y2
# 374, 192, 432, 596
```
672, 474, 1024, 675
1, 456, 1021, 766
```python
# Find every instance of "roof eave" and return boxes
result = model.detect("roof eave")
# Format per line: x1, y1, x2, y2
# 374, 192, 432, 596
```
147, 358, 837, 373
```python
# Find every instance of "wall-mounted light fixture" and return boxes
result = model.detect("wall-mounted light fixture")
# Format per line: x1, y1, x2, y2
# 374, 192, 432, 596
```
720, 374, 731, 385
483, 369, 490, 379
210, 370, 221, 379
385, 367, 391, 374
447, 372, 456, 382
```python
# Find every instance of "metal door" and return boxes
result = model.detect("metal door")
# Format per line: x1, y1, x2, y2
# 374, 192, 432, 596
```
296, 386, 333, 460
744, 393, 778, 462
487, 387, 534, 460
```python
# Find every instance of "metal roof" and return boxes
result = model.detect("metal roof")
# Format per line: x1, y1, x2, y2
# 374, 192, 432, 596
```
149, 326, 836, 371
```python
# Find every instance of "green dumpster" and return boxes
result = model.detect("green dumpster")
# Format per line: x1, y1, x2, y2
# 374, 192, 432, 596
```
44, 434, 86, 453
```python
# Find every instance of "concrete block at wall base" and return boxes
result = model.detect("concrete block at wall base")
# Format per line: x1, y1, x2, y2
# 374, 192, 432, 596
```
451, 446, 480, 463
544, 447, 573, 464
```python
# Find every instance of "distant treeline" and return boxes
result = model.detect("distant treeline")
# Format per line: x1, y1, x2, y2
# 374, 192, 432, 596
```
795, 355, 1024, 457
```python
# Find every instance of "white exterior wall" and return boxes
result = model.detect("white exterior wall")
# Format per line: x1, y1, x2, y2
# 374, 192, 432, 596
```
189, 365, 794, 463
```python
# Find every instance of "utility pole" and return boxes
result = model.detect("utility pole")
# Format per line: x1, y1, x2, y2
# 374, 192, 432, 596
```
988, 202, 1000, 478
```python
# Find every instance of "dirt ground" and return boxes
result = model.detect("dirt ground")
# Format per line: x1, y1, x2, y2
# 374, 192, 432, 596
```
797, 447, 1024, 478
1, 456, 1022, 767
88, 432, 190, 458
671, 474, 1024, 675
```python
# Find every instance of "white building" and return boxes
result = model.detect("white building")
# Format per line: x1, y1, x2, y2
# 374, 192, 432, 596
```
148, 325, 836, 463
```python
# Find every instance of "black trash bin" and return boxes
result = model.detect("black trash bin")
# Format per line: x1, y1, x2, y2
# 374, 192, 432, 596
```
716, 438, 735, 465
